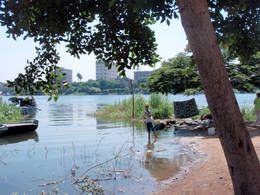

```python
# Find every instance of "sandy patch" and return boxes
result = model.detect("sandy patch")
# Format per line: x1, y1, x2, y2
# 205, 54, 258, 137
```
150, 123, 260, 195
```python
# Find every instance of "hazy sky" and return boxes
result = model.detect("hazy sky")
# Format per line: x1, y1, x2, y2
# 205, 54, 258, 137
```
0, 19, 187, 82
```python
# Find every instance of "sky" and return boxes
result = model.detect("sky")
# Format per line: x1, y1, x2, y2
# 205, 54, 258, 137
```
0, 19, 187, 82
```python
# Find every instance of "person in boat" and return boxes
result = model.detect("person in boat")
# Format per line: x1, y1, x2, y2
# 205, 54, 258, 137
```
20, 97, 36, 107
144, 105, 158, 141
254, 92, 260, 126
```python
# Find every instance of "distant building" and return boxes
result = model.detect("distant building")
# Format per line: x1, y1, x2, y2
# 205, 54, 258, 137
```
134, 71, 153, 81
96, 61, 118, 80
60, 67, 73, 83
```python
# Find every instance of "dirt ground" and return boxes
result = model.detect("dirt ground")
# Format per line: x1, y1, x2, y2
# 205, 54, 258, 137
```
150, 122, 260, 195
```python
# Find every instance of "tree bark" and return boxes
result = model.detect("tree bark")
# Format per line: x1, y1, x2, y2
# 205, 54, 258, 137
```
176, 0, 260, 194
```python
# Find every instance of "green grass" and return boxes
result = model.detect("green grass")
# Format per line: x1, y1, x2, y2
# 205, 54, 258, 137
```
149, 94, 173, 119
94, 96, 257, 122
199, 107, 211, 115
0, 102, 23, 123
240, 106, 256, 121
93, 94, 174, 120
194, 106, 256, 121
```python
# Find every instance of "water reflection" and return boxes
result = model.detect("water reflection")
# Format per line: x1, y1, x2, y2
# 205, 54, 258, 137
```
0, 131, 39, 146
48, 104, 73, 126
96, 117, 146, 131
96, 118, 126, 129
144, 139, 191, 181
96, 103, 107, 111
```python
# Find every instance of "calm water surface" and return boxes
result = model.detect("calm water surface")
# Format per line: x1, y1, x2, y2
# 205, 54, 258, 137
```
0, 94, 255, 194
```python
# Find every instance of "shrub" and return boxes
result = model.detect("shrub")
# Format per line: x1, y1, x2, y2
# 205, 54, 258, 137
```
199, 107, 211, 116
0, 102, 23, 123
241, 106, 256, 121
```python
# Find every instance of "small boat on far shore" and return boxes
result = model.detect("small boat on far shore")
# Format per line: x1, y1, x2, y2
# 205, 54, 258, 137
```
9, 97, 38, 115
0, 120, 39, 136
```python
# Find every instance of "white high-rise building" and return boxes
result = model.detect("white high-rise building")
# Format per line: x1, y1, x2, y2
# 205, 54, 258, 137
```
134, 71, 153, 81
96, 61, 118, 80
60, 67, 73, 83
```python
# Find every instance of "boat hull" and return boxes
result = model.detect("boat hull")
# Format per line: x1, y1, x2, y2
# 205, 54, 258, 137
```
0, 120, 38, 136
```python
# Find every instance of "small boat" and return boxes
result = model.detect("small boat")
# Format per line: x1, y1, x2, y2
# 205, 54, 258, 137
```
21, 106, 38, 115
0, 120, 39, 136
9, 97, 38, 115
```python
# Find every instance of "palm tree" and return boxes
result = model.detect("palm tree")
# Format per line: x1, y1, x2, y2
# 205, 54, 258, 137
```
76, 73, 83, 82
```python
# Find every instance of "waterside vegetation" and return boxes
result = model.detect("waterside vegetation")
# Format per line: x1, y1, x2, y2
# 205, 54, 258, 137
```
93, 94, 173, 120
0, 79, 148, 96
94, 95, 256, 122
0, 102, 23, 123
241, 106, 257, 121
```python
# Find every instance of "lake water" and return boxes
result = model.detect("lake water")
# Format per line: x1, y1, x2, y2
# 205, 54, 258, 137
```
0, 94, 255, 194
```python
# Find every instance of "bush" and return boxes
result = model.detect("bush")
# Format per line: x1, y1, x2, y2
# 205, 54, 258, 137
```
199, 107, 211, 116
0, 102, 23, 123
241, 106, 256, 121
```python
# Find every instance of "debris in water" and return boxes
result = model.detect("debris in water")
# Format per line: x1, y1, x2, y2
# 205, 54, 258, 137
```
119, 187, 126, 192
38, 180, 64, 187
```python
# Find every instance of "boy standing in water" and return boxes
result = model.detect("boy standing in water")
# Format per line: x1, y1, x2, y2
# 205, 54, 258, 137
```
254, 92, 260, 126
144, 105, 158, 140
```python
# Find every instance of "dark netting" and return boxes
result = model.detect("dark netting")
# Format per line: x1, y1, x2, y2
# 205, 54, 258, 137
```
174, 98, 199, 118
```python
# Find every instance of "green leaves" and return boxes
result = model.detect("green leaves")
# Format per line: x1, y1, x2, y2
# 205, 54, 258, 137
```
209, 0, 260, 63
6, 38, 66, 100
0, 0, 259, 97
147, 52, 259, 95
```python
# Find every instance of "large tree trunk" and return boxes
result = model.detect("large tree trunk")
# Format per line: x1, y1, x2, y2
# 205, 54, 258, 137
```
176, 0, 260, 194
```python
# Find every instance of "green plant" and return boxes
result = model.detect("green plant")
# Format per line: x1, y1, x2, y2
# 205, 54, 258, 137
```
199, 107, 211, 116
149, 93, 163, 109
0, 102, 23, 123
241, 106, 256, 121
93, 94, 173, 120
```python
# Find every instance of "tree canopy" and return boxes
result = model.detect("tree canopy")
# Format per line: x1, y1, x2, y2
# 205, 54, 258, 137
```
147, 52, 260, 95
147, 52, 201, 95
76, 72, 83, 82
208, 0, 260, 63
0, 0, 259, 97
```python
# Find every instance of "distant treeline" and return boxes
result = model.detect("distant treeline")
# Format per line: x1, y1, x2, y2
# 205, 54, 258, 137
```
60, 78, 148, 95
0, 79, 148, 95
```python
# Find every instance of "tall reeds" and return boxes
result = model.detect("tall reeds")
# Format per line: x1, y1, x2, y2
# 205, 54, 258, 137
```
94, 94, 173, 120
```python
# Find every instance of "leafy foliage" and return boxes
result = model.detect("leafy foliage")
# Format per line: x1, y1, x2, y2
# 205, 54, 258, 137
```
76, 73, 83, 82
241, 106, 256, 121
0, 0, 259, 97
147, 52, 260, 94
0, 102, 23, 123
209, 0, 260, 63
0, 0, 178, 97
147, 53, 202, 95
59, 78, 148, 95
